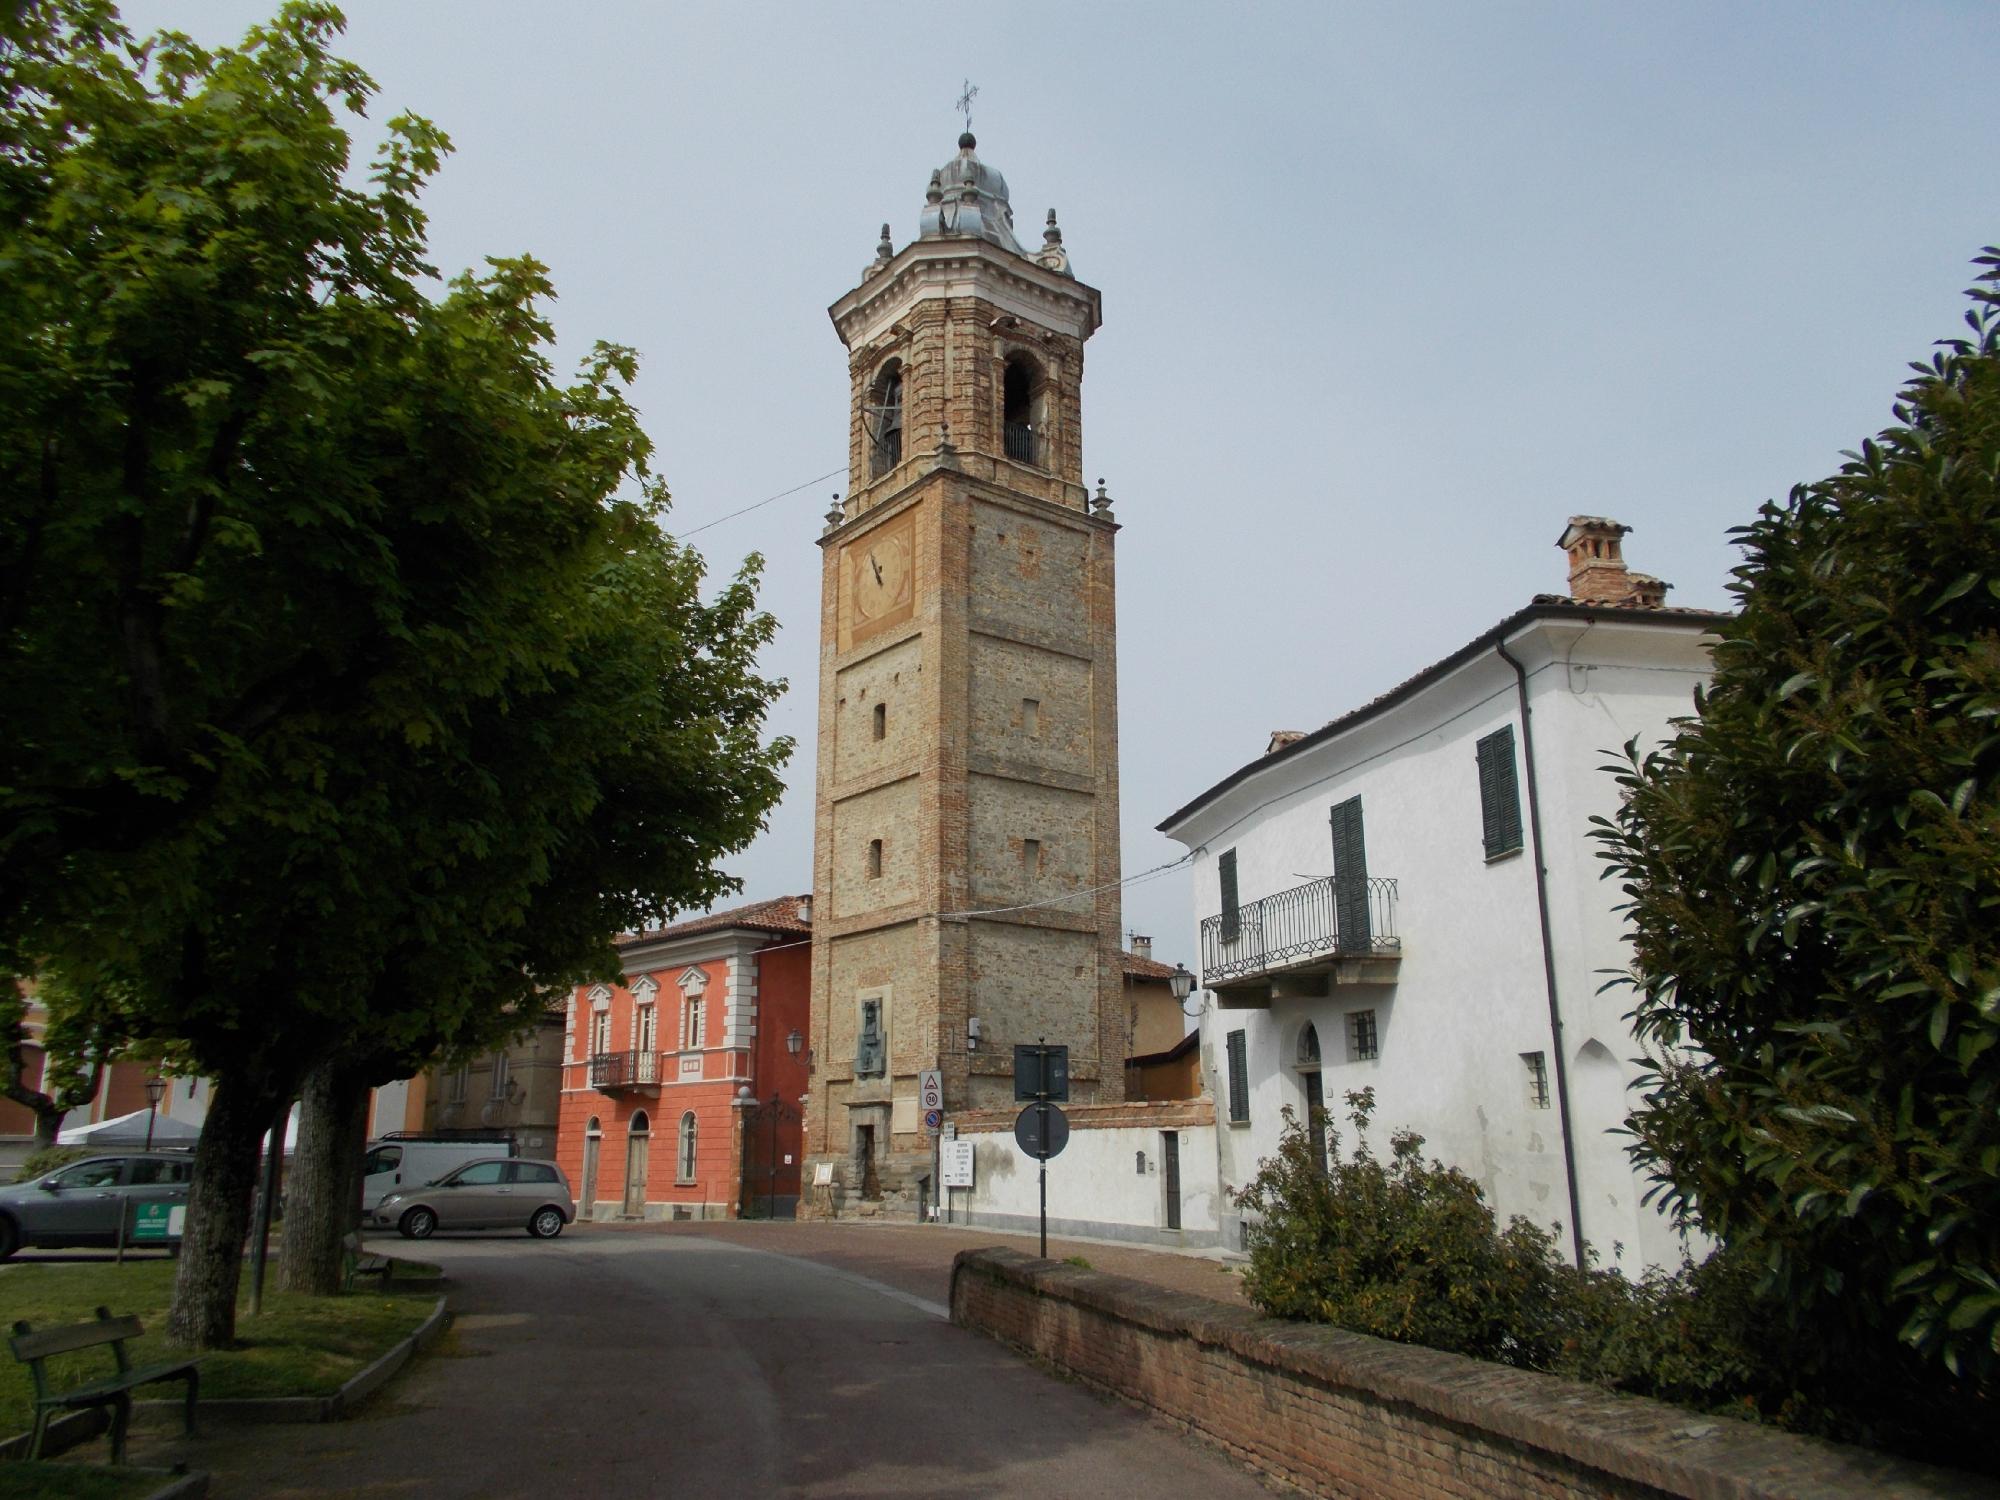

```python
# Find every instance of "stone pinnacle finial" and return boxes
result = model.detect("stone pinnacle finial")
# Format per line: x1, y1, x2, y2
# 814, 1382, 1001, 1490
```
1035, 206, 1073, 276
824, 494, 845, 532
1091, 478, 1114, 520
926, 170, 943, 206
875, 223, 893, 262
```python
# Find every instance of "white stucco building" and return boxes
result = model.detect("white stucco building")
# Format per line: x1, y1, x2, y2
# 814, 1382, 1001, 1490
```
1158, 519, 1718, 1272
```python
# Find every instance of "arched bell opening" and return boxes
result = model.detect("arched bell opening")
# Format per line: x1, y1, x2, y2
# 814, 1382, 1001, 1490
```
867, 360, 903, 477
1001, 353, 1048, 468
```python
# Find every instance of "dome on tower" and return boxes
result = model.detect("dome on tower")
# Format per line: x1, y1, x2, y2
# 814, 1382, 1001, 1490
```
918, 132, 1026, 256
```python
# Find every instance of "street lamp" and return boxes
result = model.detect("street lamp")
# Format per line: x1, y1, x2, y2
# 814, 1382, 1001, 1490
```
1169, 963, 1199, 1016
143, 1075, 165, 1151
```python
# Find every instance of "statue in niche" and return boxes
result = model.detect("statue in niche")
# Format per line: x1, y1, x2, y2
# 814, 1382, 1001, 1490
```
855, 999, 885, 1077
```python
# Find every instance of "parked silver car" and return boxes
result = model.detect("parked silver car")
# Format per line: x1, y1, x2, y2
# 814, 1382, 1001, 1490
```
0, 1152, 193, 1258
368, 1157, 574, 1240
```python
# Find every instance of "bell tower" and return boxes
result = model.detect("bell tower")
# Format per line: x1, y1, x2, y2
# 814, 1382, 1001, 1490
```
802, 133, 1122, 1215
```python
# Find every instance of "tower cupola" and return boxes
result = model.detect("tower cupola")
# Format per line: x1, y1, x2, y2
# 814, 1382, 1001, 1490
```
918, 132, 1026, 255
831, 134, 1101, 515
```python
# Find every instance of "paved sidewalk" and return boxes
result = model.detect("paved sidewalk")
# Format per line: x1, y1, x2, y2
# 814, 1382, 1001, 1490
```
588, 1216, 1255, 1310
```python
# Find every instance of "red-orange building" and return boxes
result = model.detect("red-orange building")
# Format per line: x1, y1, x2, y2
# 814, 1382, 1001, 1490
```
557, 897, 812, 1220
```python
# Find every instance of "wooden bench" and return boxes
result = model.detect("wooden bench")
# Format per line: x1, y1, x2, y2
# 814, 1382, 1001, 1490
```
8, 1306, 199, 1464
342, 1231, 395, 1293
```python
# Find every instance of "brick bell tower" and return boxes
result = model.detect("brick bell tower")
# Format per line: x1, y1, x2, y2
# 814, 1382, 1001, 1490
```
801, 132, 1123, 1217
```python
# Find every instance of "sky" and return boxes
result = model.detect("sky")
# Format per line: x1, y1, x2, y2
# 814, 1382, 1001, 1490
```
139, 2, 2000, 971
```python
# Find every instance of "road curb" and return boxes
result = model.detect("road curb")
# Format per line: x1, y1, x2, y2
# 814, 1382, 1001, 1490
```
133, 1293, 452, 1427
137, 1466, 211, 1499
0, 1406, 106, 1460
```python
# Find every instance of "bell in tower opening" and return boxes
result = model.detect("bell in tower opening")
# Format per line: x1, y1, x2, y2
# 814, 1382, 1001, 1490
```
801, 132, 1124, 1221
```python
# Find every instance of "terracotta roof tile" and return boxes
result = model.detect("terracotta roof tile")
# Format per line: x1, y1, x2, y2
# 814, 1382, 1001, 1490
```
1122, 950, 1183, 980
623, 894, 812, 946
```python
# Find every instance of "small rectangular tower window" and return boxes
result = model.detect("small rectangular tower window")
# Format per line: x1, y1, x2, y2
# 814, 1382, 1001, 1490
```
867, 839, 883, 879
1523, 1051, 1550, 1109
1477, 726, 1524, 860
1347, 1009, 1379, 1062
1022, 838, 1042, 875
1225, 1029, 1249, 1123
1022, 698, 1040, 736
872, 702, 887, 741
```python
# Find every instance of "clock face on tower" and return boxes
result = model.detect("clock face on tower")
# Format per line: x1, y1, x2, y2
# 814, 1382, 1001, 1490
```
845, 517, 915, 643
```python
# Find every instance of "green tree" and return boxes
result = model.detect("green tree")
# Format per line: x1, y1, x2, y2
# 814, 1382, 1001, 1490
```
1595, 249, 2000, 1394
273, 528, 787, 1297
0, 973, 113, 1149
2, 4, 789, 1343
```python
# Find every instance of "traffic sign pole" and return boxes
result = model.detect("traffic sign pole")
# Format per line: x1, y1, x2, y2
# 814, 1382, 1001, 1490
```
1038, 1100, 1048, 1257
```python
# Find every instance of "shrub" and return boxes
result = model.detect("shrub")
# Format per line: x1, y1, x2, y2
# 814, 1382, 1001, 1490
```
1239, 1099, 1996, 1470
1237, 1089, 1566, 1366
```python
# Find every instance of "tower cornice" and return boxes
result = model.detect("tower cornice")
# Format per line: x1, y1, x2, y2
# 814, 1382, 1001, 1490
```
829, 238, 1102, 353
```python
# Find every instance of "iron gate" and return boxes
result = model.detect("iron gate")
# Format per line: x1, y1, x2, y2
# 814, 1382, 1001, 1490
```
737, 1094, 802, 1220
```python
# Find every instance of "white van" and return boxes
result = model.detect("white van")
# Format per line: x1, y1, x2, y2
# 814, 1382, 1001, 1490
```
361, 1139, 514, 1212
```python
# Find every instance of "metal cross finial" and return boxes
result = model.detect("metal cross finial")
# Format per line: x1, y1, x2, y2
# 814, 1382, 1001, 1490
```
956, 79, 978, 134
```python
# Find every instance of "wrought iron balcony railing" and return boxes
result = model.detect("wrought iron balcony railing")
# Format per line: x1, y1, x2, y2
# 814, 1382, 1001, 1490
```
589, 1050, 662, 1091
1003, 422, 1043, 466
1199, 875, 1400, 985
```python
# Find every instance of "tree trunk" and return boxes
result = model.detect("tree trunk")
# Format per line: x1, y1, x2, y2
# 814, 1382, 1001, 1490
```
279, 1059, 370, 1295
166, 1074, 278, 1348
2, 998, 100, 1149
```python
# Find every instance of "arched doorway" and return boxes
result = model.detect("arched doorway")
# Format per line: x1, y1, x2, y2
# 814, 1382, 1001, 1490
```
624, 1110, 651, 1219
580, 1116, 602, 1221
1295, 1022, 1328, 1172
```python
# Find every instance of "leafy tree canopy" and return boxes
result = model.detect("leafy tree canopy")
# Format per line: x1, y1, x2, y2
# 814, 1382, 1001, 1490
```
1, 1, 791, 1342
1596, 249, 2000, 1392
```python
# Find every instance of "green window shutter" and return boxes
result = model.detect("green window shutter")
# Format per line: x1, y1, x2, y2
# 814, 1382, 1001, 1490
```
1218, 849, 1240, 942
1329, 797, 1371, 951
1476, 726, 1523, 859
1226, 1029, 1249, 1122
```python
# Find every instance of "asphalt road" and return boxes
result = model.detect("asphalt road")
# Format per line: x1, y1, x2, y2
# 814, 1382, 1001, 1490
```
134, 1226, 1282, 1498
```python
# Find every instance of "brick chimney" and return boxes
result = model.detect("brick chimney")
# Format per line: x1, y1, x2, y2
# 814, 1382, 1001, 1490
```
1128, 934, 1153, 961
1556, 516, 1672, 608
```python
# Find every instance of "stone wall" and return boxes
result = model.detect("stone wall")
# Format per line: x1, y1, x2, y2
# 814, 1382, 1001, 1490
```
949, 1248, 1992, 1500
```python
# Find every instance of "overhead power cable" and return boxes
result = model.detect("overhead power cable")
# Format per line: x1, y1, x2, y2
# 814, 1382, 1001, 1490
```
672, 466, 846, 540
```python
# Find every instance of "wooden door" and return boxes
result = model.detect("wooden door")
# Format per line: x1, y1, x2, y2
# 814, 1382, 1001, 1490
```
1162, 1131, 1182, 1231
580, 1133, 600, 1220
624, 1131, 649, 1217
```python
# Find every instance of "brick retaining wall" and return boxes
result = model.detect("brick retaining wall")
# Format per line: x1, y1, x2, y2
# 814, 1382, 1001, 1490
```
949, 1248, 1993, 1500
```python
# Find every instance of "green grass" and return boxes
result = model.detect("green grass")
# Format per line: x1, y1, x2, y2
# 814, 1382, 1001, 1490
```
0, 1258, 439, 1436
0, 1459, 166, 1498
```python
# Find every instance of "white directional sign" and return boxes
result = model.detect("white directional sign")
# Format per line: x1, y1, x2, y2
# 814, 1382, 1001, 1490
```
941, 1139, 975, 1189
918, 1068, 943, 1112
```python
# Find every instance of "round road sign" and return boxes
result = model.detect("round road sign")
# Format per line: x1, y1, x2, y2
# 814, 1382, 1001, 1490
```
1013, 1101, 1070, 1161
923, 1107, 942, 1130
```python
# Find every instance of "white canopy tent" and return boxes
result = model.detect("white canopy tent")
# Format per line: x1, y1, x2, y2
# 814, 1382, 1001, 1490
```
58, 1108, 202, 1147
